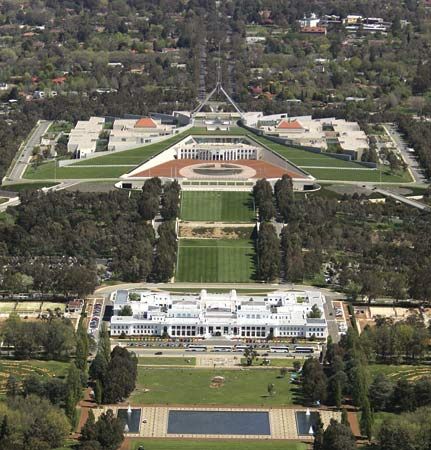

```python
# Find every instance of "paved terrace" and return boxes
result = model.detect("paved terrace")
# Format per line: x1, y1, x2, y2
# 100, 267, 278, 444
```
95, 405, 341, 441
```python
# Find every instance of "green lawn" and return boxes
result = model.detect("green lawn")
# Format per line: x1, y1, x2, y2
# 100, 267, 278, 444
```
176, 239, 256, 282
138, 357, 196, 366
305, 167, 412, 183
250, 135, 365, 168
130, 440, 307, 450
130, 368, 294, 406
241, 358, 306, 368
180, 191, 255, 222
24, 162, 129, 179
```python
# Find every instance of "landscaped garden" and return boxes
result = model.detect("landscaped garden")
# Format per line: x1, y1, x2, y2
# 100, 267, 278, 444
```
369, 364, 431, 381
176, 239, 256, 283
0, 359, 69, 398
130, 368, 295, 406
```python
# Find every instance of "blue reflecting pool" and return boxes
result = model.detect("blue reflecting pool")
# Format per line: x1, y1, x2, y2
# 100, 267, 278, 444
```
167, 410, 270, 435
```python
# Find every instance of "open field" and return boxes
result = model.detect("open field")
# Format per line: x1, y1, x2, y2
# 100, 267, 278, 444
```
138, 357, 196, 366
369, 364, 431, 381
180, 191, 255, 222
0, 302, 16, 313
130, 368, 295, 406
130, 440, 307, 450
176, 239, 256, 283
15, 301, 43, 313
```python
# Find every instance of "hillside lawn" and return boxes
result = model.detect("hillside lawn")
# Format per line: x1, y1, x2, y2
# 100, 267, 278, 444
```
305, 167, 412, 183
130, 368, 294, 406
130, 440, 307, 450
176, 239, 255, 283
180, 191, 255, 222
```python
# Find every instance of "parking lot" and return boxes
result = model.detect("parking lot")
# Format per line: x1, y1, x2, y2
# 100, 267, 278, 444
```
86, 296, 105, 340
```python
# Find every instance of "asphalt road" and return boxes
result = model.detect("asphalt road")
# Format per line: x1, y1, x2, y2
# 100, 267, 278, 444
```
383, 123, 428, 184
7, 120, 52, 181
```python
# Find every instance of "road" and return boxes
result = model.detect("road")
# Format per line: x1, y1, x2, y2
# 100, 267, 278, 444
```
7, 120, 52, 182
375, 188, 429, 211
95, 282, 346, 298
383, 123, 428, 184
0, 180, 81, 213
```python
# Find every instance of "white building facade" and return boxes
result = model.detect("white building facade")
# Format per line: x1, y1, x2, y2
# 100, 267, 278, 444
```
175, 136, 260, 161
110, 289, 328, 340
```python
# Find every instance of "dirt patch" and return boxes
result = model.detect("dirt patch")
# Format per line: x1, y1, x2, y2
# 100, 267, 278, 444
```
179, 225, 254, 239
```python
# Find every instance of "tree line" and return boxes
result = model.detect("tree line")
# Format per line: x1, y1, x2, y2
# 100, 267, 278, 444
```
253, 178, 431, 303
89, 324, 138, 404
0, 184, 180, 290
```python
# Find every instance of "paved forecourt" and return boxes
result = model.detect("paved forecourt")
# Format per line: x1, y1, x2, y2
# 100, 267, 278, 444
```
96, 405, 340, 441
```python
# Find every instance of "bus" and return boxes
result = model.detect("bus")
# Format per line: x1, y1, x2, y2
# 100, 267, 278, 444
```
186, 345, 207, 352
270, 346, 290, 353
294, 346, 315, 354
234, 345, 251, 352
211, 345, 233, 352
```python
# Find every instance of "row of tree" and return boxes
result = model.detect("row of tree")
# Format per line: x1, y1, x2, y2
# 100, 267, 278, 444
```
89, 324, 138, 404
302, 329, 374, 439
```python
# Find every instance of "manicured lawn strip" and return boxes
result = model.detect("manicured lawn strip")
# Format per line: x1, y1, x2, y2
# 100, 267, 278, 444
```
181, 191, 255, 222
167, 288, 276, 294
130, 368, 294, 406
130, 440, 307, 450
241, 358, 306, 368
0, 182, 59, 192
25, 163, 128, 179
138, 357, 196, 366
305, 168, 412, 183
176, 239, 256, 283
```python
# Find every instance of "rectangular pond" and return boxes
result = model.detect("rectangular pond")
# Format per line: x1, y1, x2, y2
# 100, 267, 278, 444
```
117, 408, 142, 433
167, 410, 270, 435
295, 411, 320, 436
